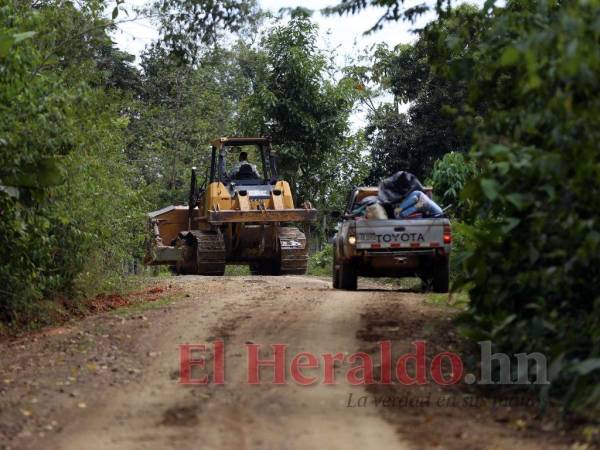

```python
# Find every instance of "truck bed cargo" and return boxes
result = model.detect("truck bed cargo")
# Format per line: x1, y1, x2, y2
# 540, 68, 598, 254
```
332, 186, 451, 292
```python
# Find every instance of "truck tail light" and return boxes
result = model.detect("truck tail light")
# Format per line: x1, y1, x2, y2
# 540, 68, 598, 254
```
347, 224, 356, 245
443, 224, 452, 244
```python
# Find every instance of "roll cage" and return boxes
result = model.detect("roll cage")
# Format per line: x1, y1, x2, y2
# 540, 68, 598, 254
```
209, 137, 278, 185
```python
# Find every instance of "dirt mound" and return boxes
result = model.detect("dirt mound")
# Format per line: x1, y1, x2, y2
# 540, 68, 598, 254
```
89, 294, 130, 312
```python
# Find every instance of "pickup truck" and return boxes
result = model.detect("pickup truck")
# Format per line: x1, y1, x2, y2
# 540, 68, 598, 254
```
332, 187, 451, 292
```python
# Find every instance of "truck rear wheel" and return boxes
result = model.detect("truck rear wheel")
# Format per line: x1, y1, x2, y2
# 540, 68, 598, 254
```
339, 261, 357, 291
432, 257, 450, 293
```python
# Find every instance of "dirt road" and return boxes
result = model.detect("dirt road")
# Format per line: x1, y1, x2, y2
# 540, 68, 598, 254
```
0, 276, 582, 450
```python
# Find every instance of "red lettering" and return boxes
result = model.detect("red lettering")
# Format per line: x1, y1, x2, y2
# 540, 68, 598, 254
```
431, 352, 463, 385
179, 344, 208, 385
213, 340, 225, 385
290, 352, 319, 386
379, 341, 392, 384
246, 344, 287, 384
346, 352, 374, 385
395, 340, 427, 385
322, 352, 345, 385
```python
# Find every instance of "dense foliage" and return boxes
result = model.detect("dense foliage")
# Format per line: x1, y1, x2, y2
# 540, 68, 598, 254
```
150, 0, 260, 61
0, 1, 143, 327
0, 0, 262, 326
364, 37, 473, 181
335, 0, 600, 416
428, 151, 476, 218
126, 44, 257, 207
307, 244, 333, 277
243, 16, 369, 213
409, 1, 600, 415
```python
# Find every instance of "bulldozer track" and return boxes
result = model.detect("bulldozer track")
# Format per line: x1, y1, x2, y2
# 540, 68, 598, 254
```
277, 226, 309, 275
176, 231, 226, 276
192, 230, 226, 276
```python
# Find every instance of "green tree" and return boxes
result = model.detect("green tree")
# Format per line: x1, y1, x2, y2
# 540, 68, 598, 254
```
362, 10, 478, 181
0, 0, 143, 326
447, 0, 600, 415
244, 16, 365, 214
335, 0, 600, 416
150, 0, 261, 62
363, 104, 415, 181
126, 43, 262, 208
391, 0, 600, 415
428, 151, 476, 217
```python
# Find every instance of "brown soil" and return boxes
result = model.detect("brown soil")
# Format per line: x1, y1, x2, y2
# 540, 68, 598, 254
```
0, 276, 595, 450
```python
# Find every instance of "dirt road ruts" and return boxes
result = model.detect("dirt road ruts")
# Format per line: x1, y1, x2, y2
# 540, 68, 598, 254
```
0, 276, 581, 450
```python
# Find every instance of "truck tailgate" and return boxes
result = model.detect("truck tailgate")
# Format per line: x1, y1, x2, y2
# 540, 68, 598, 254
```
355, 219, 449, 250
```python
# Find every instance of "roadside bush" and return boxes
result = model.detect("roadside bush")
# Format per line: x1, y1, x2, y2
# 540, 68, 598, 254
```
427, 153, 478, 285
447, 221, 472, 284
429, 151, 477, 219
225, 265, 251, 276
0, 2, 144, 328
424, 1, 600, 415
308, 245, 333, 277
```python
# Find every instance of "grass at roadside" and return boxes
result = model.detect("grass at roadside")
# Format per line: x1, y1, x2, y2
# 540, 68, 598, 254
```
308, 246, 333, 276
427, 291, 470, 308
225, 265, 251, 276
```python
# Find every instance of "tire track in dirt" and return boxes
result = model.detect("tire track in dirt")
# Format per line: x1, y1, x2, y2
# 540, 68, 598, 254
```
165, 276, 405, 450
45, 276, 278, 450
354, 291, 577, 450
2, 276, 588, 450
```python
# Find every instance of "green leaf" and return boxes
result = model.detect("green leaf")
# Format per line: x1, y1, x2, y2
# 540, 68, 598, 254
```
1, 158, 66, 189
501, 217, 520, 233
487, 144, 510, 157
112, 7, 119, 20
480, 178, 499, 200
0, 34, 14, 57
0, 185, 19, 198
499, 47, 520, 67
37, 158, 67, 187
506, 193, 526, 210
13, 31, 37, 43
491, 314, 516, 337
525, 74, 541, 90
